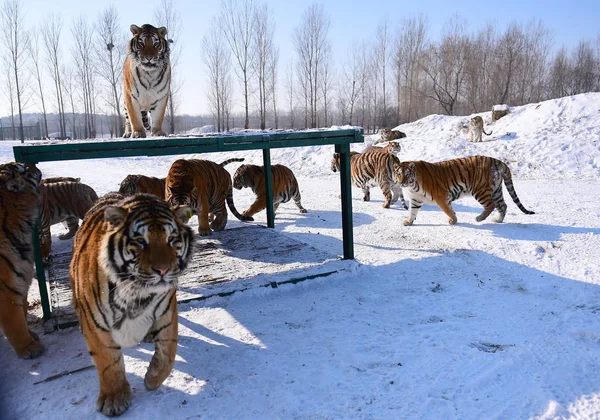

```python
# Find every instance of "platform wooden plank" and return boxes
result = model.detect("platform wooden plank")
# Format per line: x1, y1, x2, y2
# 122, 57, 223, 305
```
29, 225, 354, 330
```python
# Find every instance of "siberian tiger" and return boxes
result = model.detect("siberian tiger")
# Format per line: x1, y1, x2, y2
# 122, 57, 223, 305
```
123, 24, 171, 138
362, 141, 401, 155
69, 193, 193, 417
119, 175, 166, 199
374, 128, 406, 144
331, 152, 407, 209
165, 158, 253, 236
39, 180, 99, 260
0, 162, 44, 359
232, 163, 308, 217
468, 116, 492, 142
393, 155, 535, 226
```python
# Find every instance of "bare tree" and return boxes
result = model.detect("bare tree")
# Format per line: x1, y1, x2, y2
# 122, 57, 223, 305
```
253, 3, 275, 130
62, 65, 77, 138
374, 19, 391, 128
203, 21, 232, 132
285, 59, 295, 128
571, 39, 597, 94
221, 0, 256, 129
154, 0, 182, 134
72, 15, 97, 138
341, 46, 365, 125
4, 58, 16, 139
1, 0, 28, 142
42, 13, 67, 138
95, 5, 125, 136
394, 15, 428, 123
294, 3, 330, 128
27, 32, 49, 138
548, 46, 570, 98
269, 45, 279, 128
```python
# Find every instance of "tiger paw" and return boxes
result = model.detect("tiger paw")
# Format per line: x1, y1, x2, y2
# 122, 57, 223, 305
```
448, 217, 457, 225
152, 130, 167, 137
122, 132, 131, 138
198, 227, 212, 236
131, 130, 146, 139
96, 383, 132, 417
299, 209, 308, 214
382, 202, 391, 208
16, 340, 45, 359
402, 219, 413, 226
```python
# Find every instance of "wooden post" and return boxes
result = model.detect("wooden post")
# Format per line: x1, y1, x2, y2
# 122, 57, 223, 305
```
335, 143, 354, 260
262, 147, 275, 228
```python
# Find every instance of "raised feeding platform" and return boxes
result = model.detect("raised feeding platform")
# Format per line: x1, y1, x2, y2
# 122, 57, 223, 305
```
15, 128, 363, 322
30, 225, 356, 331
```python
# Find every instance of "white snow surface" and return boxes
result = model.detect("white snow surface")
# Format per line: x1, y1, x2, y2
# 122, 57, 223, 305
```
1, 93, 600, 419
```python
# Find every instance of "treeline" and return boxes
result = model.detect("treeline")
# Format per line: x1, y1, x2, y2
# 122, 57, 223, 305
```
1, 0, 599, 142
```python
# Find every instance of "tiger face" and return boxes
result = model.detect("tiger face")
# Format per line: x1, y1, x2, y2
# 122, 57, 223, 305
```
393, 161, 416, 188
129, 24, 170, 69
100, 194, 193, 288
0, 162, 42, 193
166, 185, 198, 214
232, 165, 251, 190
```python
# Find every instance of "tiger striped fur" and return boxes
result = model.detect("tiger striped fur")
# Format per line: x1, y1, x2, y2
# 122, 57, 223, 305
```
39, 180, 99, 260
393, 155, 535, 226
165, 159, 252, 236
374, 128, 406, 144
69, 193, 193, 416
0, 162, 44, 359
119, 175, 166, 200
233, 163, 308, 217
43, 176, 81, 184
123, 24, 171, 138
331, 152, 407, 209
363, 141, 401, 155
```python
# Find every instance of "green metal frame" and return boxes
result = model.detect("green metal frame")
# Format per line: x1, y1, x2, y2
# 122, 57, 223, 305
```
13, 128, 363, 321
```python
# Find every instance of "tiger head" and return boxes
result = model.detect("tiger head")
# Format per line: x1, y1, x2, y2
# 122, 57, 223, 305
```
128, 24, 170, 69
100, 194, 193, 289
165, 183, 198, 214
0, 162, 42, 194
386, 141, 401, 154
232, 164, 252, 190
393, 161, 417, 188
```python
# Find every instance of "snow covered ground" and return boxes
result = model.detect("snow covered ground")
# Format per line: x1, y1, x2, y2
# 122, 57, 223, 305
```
1, 93, 600, 419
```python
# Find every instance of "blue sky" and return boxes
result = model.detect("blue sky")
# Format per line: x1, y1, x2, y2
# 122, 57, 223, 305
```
9, 0, 600, 117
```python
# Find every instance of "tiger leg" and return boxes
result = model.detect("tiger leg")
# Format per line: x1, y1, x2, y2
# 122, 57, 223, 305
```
197, 196, 212, 236
82, 328, 132, 417
40, 230, 52, 261
242, 195, 267, 218
379, 181, 393, 209
123, 110, 132, 138
436, 200, 458, 225
210, 201, 228, 232
391, 184, 408, 209
123, 95, 146, 138
362, 187, 370, 202
0, 278, 44, 359
59, 216, 80, 240
403, 199, 423, 226
149, 94, 169, 137
144, 290, 178, 391
293, 192, 308, 213
491, 185, 508, 223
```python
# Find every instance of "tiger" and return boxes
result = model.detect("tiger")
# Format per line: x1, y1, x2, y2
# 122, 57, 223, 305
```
393, 155, 535, 226
331, 152, 407, 209
43, 176, 81, 184
69, 192, 194, 417
0, 162, 45, 359
39, 180, 99, 261
123, 24, 171, 139
232, 163, 308, 217
362, 141, 401, 155
468, 116, 492, 142
374, 128, 406, 144
165, 158, 253, 236
117, 159, 245, 201
119, 175, 166, 200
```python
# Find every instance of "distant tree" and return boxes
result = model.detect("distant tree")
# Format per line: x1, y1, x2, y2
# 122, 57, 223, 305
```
294, 3, 330, 128
571, 40, 597, 94
42, 13, 67, 138
203, 21, 232, 132
1, 0, 28, 142
269, 45, 279, 128
26, 32, 49, 138
374, 19, 391, 128
221, 0, 256, 130
154, 0, 182, 134
3, 58, 16, 139
548, 46, 570, 98
72, 15, 97, 138
285, 60, 295, 128
253, 3, 276, 130
95, 5, 125, 136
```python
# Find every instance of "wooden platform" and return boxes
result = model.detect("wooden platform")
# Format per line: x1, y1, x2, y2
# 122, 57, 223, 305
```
30, 225, 355, 331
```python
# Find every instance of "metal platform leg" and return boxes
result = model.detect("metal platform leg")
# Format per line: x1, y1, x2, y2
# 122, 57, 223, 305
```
262, 148, 275, 228
335, 143, 354, 260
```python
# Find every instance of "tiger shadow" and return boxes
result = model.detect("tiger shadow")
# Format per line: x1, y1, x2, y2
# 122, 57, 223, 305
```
463, 222, 600, 242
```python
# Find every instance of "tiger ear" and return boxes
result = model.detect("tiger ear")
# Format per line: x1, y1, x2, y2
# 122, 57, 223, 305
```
158, 26, 168, 38
409, 162, 416, 170
130, 24, 141, 35
191, 186, 197, 196
173, 205, 192, 224
104, 206, 128, 228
